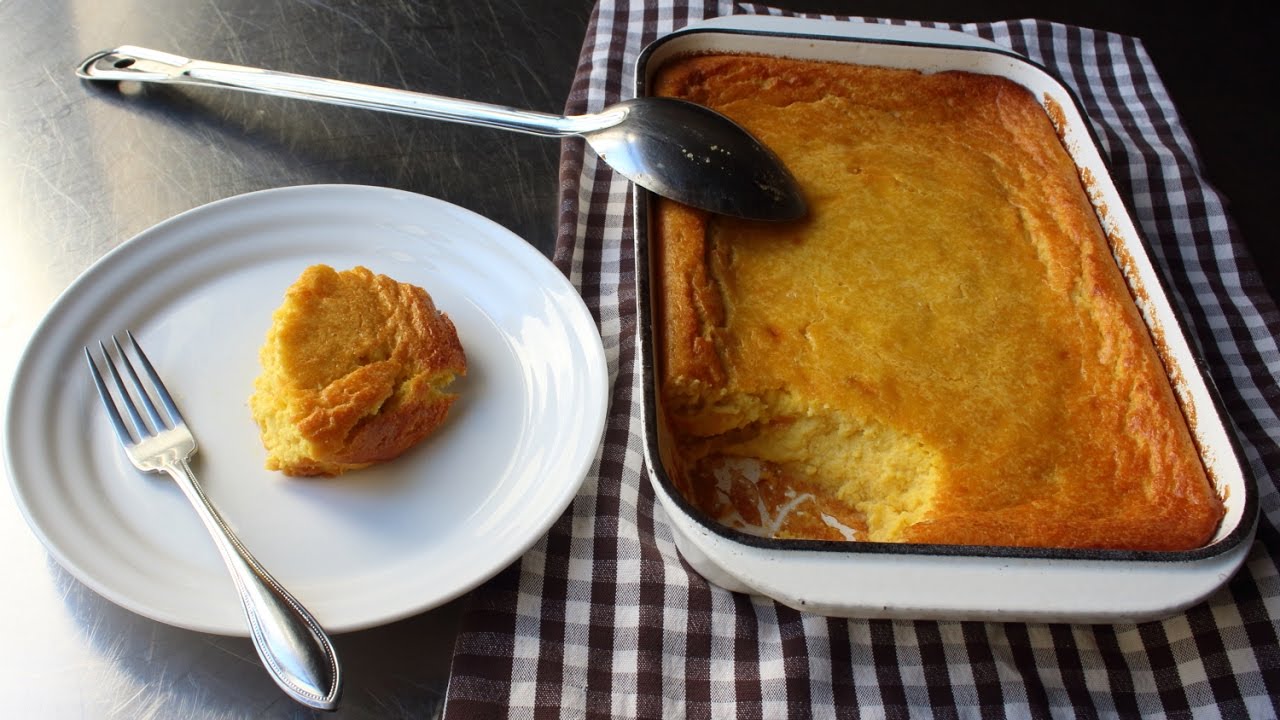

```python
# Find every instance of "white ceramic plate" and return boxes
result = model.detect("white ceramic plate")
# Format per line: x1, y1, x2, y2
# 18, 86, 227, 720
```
5, 184, 608, 635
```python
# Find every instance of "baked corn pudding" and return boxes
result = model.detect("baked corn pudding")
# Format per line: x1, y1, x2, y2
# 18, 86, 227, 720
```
250, 264, 466, 476
653, 55, 1223, 550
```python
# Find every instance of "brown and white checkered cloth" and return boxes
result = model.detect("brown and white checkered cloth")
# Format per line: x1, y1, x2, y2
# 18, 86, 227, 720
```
445, 2, 1280, 717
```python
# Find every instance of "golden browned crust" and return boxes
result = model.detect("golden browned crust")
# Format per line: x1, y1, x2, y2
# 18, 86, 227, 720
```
250, 265, 466, 476
653, 55, 1223, 551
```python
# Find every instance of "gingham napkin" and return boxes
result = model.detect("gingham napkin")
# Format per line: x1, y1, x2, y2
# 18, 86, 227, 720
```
445, 2, 1280, 717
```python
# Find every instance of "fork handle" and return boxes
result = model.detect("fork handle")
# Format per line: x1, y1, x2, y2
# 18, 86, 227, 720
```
165, 459, 342, 711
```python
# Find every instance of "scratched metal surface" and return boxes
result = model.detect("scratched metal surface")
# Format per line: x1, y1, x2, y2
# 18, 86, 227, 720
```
0, 0, 587, 717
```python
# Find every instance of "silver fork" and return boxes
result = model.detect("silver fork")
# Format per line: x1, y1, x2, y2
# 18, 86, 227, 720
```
85, 331, 342, 711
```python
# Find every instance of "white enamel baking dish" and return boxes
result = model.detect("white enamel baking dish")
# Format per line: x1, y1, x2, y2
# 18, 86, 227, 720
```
634, 16, 1257, 623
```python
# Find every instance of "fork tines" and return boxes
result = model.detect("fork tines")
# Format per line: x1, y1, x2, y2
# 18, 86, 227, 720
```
85, 331, 186, 446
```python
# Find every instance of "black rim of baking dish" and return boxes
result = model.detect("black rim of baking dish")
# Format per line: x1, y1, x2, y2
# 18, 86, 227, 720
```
632, 26, 1259, 564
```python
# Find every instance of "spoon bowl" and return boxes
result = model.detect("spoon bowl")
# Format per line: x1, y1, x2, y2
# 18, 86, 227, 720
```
585, 97, 805, 221
77, 46, 806, 222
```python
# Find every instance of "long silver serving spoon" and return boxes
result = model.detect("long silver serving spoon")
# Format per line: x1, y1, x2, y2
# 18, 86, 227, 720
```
77, 46, 806, 222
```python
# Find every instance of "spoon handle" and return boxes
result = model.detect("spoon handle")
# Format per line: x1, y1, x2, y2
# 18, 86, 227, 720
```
77, 46, 610, 137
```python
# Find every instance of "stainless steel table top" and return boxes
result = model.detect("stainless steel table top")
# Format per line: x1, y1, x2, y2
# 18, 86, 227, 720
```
2, 1, 583, 716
